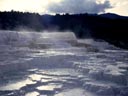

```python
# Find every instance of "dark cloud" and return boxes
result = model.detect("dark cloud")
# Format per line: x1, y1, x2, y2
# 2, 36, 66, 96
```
47, 0, 112, 14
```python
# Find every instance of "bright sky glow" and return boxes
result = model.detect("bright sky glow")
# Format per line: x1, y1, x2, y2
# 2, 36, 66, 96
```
0, 0, 127, 16
0, 0, 61, 14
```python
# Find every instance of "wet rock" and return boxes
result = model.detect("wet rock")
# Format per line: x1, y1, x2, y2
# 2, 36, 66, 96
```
84, 81, 115, 95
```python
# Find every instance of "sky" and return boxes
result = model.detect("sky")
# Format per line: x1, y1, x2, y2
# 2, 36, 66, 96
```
0, 0, 127, 16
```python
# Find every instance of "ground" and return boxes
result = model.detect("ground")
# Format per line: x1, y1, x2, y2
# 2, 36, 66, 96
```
0, 31, 128, 96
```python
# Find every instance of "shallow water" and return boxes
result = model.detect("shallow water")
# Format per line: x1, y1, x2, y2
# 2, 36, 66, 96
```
0, 32, 128, 96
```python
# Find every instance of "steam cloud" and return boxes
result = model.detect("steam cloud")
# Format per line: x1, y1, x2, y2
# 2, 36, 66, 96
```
47, 0, 112, 14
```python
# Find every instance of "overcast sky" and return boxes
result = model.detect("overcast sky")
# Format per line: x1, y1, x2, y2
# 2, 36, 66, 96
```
0, 0, 127, 16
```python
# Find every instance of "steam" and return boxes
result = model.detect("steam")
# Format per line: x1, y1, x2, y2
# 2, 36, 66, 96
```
0, 30, 77, 48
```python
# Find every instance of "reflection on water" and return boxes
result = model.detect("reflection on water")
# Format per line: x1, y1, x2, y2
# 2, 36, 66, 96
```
55, 88, 87, 96
36, 84, 62, 91
0, 31, 128, 96
45, 50, 75, 56
0, 68, 83, 96
28, 74, 43, 81
0, 78, 36, 90
37, 68, 82, 76
28, 49, 76, 58
25, 91, 39, 96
